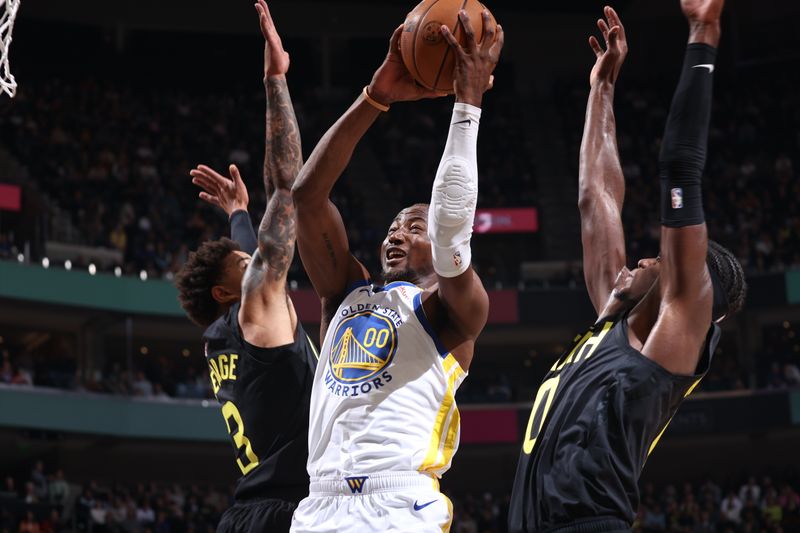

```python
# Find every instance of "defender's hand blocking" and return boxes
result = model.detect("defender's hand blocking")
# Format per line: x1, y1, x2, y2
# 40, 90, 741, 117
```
588, 6, 628, 87
255, 0, 290, 78
441, 10, 504, 108
191, 164, 250, 217
368, 25, 447, 106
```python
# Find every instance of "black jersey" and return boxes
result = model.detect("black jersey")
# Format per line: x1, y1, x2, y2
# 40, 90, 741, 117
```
203, 301, 318, 503
508, 312, 720, 532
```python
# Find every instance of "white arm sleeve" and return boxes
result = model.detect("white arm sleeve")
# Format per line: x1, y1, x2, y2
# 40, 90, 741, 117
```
428, 102, 481, 278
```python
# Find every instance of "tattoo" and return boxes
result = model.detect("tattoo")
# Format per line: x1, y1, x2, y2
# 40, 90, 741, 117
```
265, 77, 303, 193
243, 77, 303, 296
322, 232, 338, 268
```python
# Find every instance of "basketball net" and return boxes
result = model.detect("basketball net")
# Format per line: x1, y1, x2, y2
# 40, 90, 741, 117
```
0, 0, 20, 97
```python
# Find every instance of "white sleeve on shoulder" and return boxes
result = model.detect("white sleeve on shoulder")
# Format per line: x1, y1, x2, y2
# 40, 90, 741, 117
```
427, 102, 481, 278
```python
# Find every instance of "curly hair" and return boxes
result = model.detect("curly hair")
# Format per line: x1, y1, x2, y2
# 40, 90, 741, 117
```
707, 239, 747, 318
175, 238, 241, 327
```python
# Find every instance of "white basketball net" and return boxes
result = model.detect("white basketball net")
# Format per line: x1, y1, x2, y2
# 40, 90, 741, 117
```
0, 0, 20, 97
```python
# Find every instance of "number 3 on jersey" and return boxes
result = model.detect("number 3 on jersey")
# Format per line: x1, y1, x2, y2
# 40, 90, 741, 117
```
522, 375, 560, 454
221, 401, 260, 475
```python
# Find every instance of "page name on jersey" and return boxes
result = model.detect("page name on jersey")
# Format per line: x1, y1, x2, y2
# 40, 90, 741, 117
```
208, 352, 239, 396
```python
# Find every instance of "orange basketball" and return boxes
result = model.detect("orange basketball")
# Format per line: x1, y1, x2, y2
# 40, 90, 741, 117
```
400, 0, 497, 93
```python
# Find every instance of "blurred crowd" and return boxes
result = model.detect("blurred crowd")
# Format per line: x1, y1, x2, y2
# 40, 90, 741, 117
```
3, 320, 800, 402
0, 66, 795, 285
1, 461, 228, 533
4, 460, 799, 533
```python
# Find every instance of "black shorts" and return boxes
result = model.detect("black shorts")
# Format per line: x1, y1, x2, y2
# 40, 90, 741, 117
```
217, 498, 297, 533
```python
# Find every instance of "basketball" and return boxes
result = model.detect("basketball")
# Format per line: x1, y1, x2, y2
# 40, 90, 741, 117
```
400, 0, 497, 93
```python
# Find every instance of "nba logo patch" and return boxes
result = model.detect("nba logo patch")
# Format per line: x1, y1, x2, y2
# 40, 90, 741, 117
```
671, 187, 684, 209
453, 251, 462, 267
345, 476, 368, 494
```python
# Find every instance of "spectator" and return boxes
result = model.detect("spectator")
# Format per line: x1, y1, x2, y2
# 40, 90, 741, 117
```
48, 469, 68, 506
739, 476, 762, 505
720, 489, 743, 527
136, 499, 156, 527
18, 510, 41, 533
131, 371, 153, 397
0, 476, 18, 499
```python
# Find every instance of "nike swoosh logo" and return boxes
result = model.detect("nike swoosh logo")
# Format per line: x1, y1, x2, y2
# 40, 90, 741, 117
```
692, 64, 715, 73
413, 499, 437, 511
452, 119, 472, 126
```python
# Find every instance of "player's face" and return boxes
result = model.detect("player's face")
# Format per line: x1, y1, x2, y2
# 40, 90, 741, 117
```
215, 251, 251, 303
612, 257, 661, 303
380, 205, 434, 284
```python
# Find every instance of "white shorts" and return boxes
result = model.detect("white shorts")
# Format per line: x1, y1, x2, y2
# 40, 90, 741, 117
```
290, 471, 453, 533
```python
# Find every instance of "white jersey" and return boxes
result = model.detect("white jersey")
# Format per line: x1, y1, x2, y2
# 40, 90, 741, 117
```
306, 280, 467, 480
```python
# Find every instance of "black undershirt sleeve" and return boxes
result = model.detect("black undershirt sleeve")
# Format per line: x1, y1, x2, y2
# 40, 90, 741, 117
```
659, 43, 717, 228
229, 209, 258, 255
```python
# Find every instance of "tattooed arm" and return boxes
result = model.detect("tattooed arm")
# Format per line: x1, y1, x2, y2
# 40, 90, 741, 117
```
238, 0, 303, 348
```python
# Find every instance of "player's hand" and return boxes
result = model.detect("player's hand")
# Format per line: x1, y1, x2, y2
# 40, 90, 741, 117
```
368, 25, 447, 105
190, 164, 250, 217
681, 0, 724, 25
255, 0, 290, 79
588, 6, 628, 87
441, 10, 504, 108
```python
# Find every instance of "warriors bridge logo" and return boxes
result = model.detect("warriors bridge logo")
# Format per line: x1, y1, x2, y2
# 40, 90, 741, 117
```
325, 310, 397, 397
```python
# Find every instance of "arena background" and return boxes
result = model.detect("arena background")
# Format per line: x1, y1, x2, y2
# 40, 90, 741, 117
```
1, 0, 799, 531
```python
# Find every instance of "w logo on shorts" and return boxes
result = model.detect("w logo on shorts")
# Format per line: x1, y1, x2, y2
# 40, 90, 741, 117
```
345, 476, 369, 494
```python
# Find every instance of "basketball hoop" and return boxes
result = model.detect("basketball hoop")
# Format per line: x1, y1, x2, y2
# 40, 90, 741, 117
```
0, 0, 20, 98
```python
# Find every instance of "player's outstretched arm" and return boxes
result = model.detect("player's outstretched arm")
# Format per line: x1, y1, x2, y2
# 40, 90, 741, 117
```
190, 163, 258, 255
238, 0, 303, 347
428, 10, 503, 346
579, 7, 628, 316
642, 0, 723, 374
292, 25, 443, 330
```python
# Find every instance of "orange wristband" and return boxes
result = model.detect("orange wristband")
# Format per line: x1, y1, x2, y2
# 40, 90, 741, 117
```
362, 85, 390, 112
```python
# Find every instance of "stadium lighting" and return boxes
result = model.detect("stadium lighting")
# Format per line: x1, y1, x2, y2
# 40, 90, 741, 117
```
181, 349, 190, 357
41, 257, 49, 268
139, 270, 148, 281
88, 263, 97, 275
114, 266, 122, 277
140, 346, 149, 355
16, 253, 23, 262
64, 260, 72, 271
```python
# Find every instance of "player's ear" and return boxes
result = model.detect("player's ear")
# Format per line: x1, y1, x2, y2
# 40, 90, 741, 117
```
211, 285, 237, 305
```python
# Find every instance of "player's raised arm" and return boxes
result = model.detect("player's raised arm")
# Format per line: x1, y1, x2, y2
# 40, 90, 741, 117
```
292, 25, 443, 328
237, 0, 303, 347
579, 7, 629, 316
642, 0, 723, 374
429, 10, 503, 345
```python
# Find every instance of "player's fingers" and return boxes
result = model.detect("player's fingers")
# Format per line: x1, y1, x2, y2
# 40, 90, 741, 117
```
458, 10, 478, 52
229, 164, 243, 185
487, 74, 495, 90
254, 4, 268, 37
605, 6, 624, 34
388, 24, 404, 54
489, 25, 504, 59
196, 164, 225, 180
479, 10, 495, 50
198, 192, 220, 206
589, 35, 603, 57
598, 19, 610, 42
192, 176, 223, 197
440, 25, 463, 55
607, 26, 619, 48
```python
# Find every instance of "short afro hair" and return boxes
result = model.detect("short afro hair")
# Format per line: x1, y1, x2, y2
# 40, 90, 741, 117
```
707, 240, 747, 320
175, 237, 241, 327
